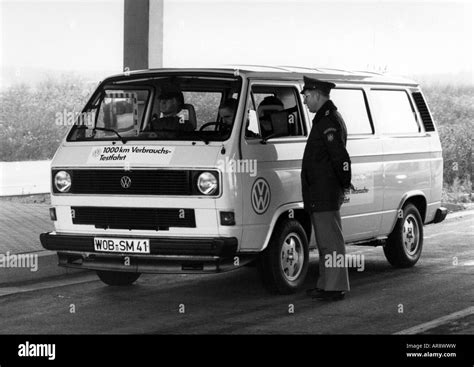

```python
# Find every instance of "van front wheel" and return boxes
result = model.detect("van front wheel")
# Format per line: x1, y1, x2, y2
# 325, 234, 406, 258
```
97, 270, 141, 286
384, 203, 423, 268
257, 219, 309, 294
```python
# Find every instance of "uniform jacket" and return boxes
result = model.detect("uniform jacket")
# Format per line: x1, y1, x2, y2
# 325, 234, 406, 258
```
301, 100, 351, 212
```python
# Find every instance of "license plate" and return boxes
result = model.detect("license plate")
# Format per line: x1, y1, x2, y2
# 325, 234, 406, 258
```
94, 237, 150, 254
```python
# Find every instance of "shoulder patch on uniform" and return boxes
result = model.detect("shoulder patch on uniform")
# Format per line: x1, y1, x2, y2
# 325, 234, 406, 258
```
327, 133, 334, 142
323, 127, 337, 134
325, 110, 330, 116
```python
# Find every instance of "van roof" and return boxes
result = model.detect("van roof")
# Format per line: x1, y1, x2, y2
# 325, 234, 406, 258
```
107, 65, 419, 87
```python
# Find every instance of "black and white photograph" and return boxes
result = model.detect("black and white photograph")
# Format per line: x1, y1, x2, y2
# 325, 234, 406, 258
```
0, 0, 473, 362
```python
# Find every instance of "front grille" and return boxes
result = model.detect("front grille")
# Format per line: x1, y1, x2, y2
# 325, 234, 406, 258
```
69, 169, 191, 195
72, 207, 196, 230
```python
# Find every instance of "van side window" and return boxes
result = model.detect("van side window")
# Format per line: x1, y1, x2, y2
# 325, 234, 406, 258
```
370, 90, 420, 135
248, 85, 306, 140
331, 89, 373, 135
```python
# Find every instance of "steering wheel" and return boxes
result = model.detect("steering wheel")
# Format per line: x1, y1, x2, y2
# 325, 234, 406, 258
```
199, 121, 227, 131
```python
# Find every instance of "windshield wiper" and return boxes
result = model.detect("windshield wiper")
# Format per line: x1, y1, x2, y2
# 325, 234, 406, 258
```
93, 127, 127, 144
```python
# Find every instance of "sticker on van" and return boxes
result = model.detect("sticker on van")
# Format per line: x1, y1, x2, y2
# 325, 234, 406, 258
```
343, 173, 374, 206
87, 145, 175, 165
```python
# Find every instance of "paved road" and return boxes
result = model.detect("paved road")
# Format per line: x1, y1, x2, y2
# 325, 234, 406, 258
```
0, 201, 52, 254
0, 212, 472, 335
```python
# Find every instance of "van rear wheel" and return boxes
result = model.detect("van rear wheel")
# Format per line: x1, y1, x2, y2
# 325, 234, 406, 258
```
97, 270, 141, 286
257, 219, 309, 294
384, 203, 423, 268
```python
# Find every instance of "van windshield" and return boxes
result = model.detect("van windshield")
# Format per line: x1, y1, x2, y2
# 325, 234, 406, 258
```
67, 75, 242, 142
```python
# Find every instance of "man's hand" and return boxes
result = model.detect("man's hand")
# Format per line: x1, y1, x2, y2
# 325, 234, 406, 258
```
344, 184, 355, 196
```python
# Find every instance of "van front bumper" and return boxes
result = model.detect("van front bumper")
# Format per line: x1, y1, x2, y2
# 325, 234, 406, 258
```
40, 232, 246, 273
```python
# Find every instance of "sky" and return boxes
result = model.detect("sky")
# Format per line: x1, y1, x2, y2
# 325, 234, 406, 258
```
0, 0, 473, 86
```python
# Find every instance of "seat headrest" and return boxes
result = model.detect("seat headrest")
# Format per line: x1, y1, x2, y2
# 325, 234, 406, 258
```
181, 103, 197, 130
257, 104, 284, 118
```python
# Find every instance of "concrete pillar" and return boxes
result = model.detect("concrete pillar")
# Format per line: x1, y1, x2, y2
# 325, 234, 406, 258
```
148, 0, 164, 69
123, 0, 163, 71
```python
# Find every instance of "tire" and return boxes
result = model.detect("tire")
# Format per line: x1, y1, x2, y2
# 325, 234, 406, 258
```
97, 270, 141, 286
384, 203, 424, 268
257, 219, 309, 294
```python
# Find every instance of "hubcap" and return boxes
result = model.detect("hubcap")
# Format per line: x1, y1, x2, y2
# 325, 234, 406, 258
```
403, 214, 420, 256
280, 233, 304, 282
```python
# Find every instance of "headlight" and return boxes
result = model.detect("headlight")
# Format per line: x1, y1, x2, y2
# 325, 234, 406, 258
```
197, 172, 218, 195
54, 171, 72, 193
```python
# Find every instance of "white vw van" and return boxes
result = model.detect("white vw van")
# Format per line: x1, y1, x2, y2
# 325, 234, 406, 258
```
40, 66, 447, 293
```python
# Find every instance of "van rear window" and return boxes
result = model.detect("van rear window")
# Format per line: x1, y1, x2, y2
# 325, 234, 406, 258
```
412, 92, 435, 132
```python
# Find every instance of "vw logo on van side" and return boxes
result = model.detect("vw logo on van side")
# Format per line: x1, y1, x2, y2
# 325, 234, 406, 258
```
120, 176, 132, 189
251, 178, 271, 214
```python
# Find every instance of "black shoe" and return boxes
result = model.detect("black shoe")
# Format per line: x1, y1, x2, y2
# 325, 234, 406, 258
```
312, 290, 346, 301
306, 287, 325, 297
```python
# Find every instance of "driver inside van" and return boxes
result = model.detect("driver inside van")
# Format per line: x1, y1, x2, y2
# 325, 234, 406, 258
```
218, 98, 238, 133
151, 86, 194, 133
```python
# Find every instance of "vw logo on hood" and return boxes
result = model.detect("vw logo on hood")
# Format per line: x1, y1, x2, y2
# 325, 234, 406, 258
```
120, 176, 132, 189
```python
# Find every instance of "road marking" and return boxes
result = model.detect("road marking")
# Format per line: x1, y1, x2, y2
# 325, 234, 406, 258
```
424, 231, 457, 239
0, 274, 97, 297
437, 218, 474, 228
394, 306, 474, 335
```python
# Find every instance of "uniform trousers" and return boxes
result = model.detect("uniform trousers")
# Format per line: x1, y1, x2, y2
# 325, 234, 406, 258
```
311, 210, 350, 291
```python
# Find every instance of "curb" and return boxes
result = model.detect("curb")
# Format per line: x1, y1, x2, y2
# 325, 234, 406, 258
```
0, 250, 85, 286
1, 209, 473, 286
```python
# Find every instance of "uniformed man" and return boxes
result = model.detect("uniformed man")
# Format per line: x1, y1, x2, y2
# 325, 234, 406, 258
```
301, 76, 352, 301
